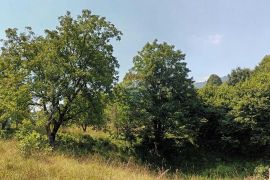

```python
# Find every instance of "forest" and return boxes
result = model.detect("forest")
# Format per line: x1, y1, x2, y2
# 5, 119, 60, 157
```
1, 10, 270, 179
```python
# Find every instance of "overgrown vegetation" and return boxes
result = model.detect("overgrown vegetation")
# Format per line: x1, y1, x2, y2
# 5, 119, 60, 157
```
1, 9, 270, 179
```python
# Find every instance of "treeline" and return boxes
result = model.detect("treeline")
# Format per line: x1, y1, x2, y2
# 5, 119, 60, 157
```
1, 10, 270, 167
198, 58, 270, 155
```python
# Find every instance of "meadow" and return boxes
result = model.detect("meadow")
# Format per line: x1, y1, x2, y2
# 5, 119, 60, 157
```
0, 128, 267, 180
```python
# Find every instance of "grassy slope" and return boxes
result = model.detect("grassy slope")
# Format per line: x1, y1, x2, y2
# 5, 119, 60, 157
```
61, 128, 263, 180
0, 140, 164, 180
0, 128, 265, 180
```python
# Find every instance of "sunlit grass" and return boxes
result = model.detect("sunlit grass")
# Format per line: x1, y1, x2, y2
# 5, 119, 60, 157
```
0, 140, 169, 180
0, 132, 264, 180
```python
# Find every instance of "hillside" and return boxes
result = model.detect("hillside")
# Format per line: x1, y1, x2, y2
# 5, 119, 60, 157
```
0, 140, 166, 180
0, 127, 266, 180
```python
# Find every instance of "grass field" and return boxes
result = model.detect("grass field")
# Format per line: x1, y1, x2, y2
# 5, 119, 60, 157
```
0, 128, 267, 179
0, 140, 167, 180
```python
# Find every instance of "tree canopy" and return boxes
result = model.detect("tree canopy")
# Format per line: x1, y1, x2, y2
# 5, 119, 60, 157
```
0, 10, 122, 146
112, 40, 200, 157
206, 74, 222, 86
227, 67, 251, 86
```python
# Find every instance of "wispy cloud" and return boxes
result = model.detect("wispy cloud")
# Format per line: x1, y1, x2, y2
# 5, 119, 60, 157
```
189, 33, 223, 46
208, 34, 223, 45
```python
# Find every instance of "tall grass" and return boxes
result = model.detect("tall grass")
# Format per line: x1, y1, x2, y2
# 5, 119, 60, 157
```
0, 140, 170, 180
0, 127, 267, 179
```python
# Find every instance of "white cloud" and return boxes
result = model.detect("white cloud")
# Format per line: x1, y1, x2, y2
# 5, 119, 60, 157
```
208, 34, 223, 45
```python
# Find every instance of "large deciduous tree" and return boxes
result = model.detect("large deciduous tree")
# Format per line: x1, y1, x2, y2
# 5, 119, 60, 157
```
32, 10, 121, 146
121, 40, 200, 153
0, 10, 121, 146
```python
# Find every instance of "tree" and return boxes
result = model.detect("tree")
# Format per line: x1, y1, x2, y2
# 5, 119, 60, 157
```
228, 72, 270, 154
35, 10, 121, 146
199, 68, 270, 155
254, 55, 270, 73
206, 74, 222, 86
71, 93, 106, 132
107, 82, 143, 145
0, 28, 32, 130
198, 83, 236, 152
227, 67, 251, 86
1, 10, 122, 146
121, 40, 200, 154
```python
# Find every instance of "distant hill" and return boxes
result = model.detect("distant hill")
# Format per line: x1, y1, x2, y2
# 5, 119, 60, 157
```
221, 75, 228, 82
194, 76, 228, 88
194, 81, 206, 89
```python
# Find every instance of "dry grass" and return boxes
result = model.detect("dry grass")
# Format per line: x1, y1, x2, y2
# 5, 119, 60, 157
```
0, 140, 172, 180
0, 129, 262, 180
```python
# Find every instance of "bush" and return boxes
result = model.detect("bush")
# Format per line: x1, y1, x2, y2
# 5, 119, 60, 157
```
18, 130, 50, 156
16, 119, 50, 156
0, 130, 8, 139
57, 133, 96, 155
0, 129, 13, 139
58, 133, 79, 148
254, 164, 269, 179
16, 120, 33, 138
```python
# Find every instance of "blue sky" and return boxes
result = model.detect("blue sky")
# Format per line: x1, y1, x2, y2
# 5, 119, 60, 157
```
0, 0, 269, 82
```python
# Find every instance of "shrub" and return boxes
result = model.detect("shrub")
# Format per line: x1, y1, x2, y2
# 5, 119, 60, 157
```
16, 119, 50, 156
0, 130, 8, 139
0, 130, 12, 139
18, 130, 50, 156
254, 164, 269, 179
57, 133, 95, 155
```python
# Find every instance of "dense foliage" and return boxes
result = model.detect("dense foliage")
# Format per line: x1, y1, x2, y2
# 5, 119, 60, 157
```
227, 67, 251, 86
198, 62, 270, 155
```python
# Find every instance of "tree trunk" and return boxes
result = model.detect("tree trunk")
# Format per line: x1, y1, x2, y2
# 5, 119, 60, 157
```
1, 120, 7, 130
46, 120, 61, 147
82, 124, 87, 132
153, 119, 164, 154
48, 133, 56, 147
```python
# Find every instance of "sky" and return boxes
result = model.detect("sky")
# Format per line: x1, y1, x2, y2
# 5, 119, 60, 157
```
0, 0, 270, 82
